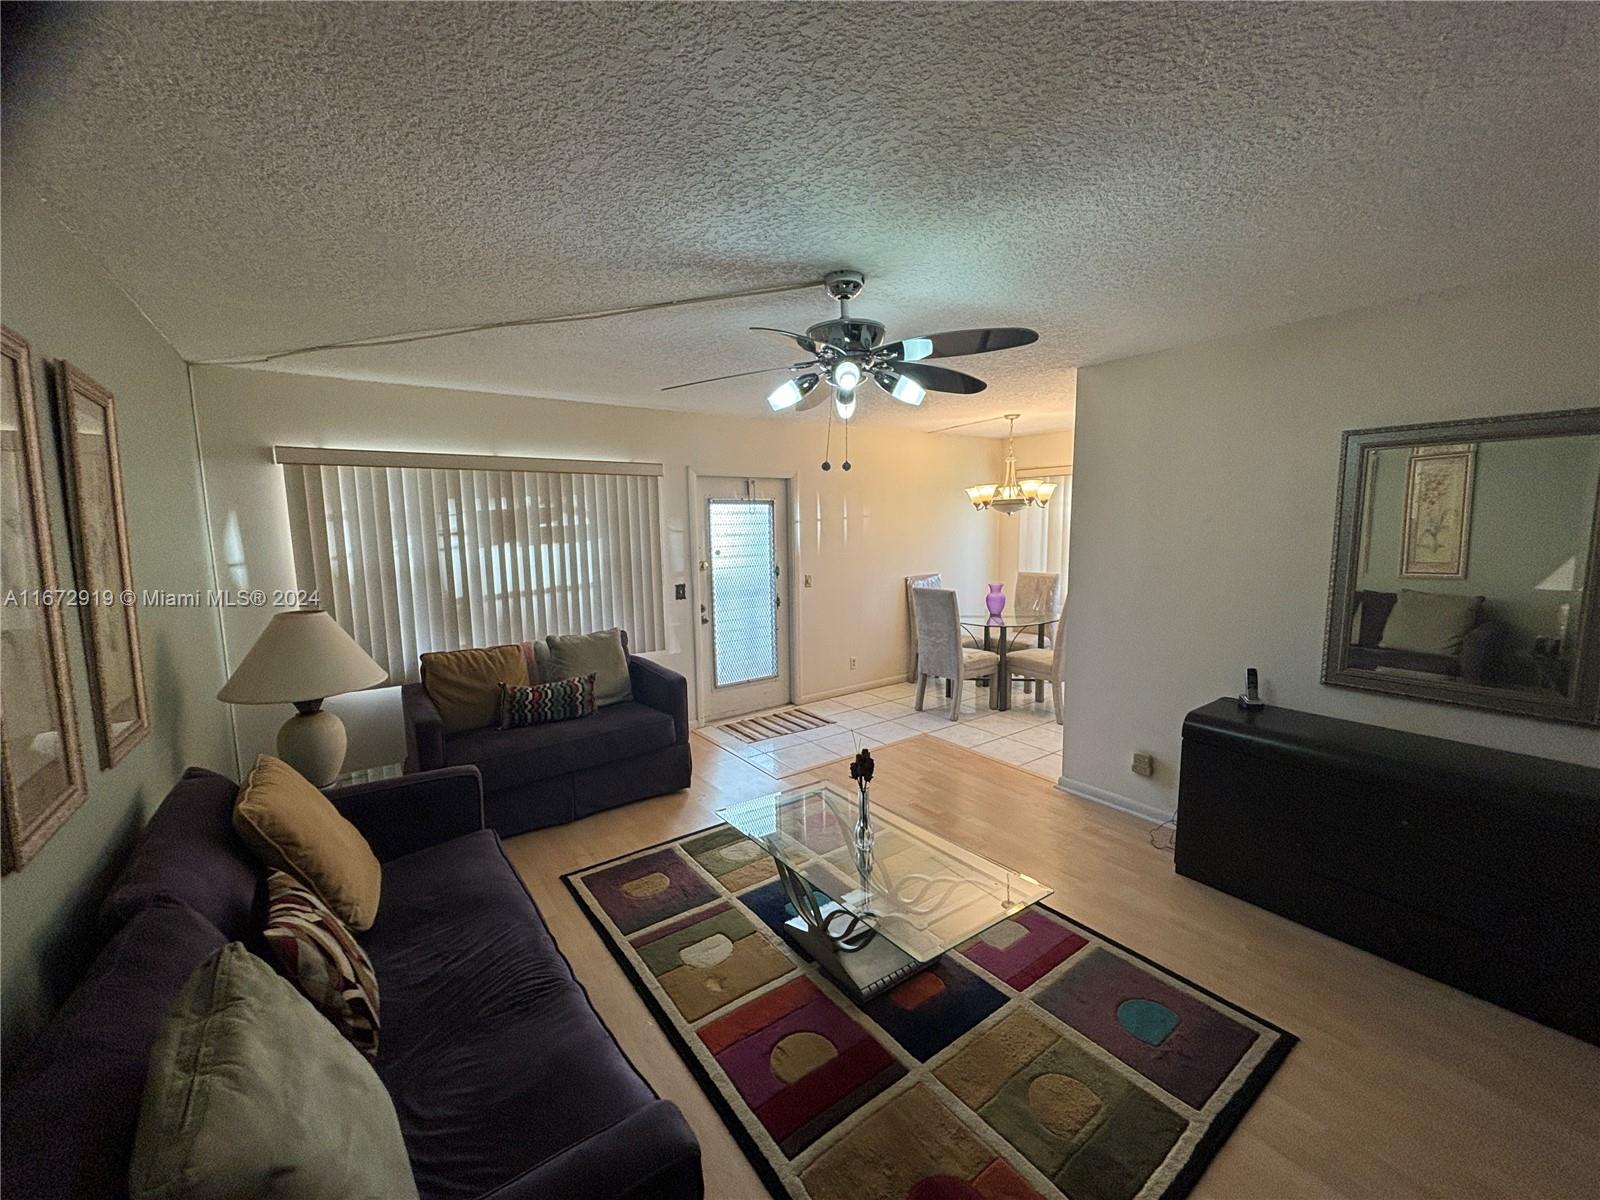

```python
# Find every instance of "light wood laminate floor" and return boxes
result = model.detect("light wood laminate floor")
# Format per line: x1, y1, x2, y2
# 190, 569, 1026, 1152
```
499, 729, 1600, 1200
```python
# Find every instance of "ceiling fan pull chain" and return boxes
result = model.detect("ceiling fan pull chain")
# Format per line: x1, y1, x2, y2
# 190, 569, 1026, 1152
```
842, 416, 852, 472
821, 407, 834, 471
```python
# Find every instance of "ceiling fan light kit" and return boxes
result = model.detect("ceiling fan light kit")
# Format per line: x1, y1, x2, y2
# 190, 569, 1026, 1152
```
767, 372, 820, 411
968, 414, 1057, 515
664, 270, 1039, 468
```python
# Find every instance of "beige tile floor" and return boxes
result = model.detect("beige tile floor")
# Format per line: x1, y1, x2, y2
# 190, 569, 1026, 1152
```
697, 679, 1063, 785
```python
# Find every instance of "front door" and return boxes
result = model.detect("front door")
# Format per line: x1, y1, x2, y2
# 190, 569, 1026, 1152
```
696, 477, 792, 720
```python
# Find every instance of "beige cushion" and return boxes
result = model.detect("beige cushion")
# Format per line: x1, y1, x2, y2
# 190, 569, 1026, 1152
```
546, 628, 632, 707
1378, 590, 1481, 655
961, 649, 1000, 674
421, 644, 529, 733
233, 755, 382, 930
1007, 647, 1054, 675
129, 943, 416, 1200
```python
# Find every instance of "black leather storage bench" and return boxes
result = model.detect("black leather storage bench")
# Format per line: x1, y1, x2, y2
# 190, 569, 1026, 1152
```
1175, 698, 1600, 1045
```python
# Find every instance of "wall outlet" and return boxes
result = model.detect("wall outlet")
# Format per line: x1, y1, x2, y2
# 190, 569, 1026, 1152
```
849, 656, 857, 671
1131, 752, 1155, 777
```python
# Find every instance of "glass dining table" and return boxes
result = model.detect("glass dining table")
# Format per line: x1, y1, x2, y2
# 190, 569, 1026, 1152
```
959, 609, 1057, 711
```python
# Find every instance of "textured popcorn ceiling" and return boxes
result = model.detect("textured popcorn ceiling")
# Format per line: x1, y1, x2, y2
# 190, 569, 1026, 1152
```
4, 3, 1596, 434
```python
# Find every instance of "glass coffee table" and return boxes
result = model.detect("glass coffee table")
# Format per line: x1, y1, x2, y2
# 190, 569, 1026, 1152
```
718, 782, 1050, 1001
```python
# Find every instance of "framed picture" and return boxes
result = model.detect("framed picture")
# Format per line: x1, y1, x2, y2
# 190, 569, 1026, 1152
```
1400, 443, 1475, 579
2, 328, 87, 872
55, 360, 149, 768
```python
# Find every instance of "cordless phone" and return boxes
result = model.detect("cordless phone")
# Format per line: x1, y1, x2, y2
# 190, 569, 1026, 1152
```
1238, 668, 1265, 711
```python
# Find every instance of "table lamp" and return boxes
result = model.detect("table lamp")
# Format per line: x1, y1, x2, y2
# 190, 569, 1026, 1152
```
217, 608, 388, 785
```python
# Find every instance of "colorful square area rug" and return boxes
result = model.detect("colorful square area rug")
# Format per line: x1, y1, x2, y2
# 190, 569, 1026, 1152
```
566, 824, 1295, 1200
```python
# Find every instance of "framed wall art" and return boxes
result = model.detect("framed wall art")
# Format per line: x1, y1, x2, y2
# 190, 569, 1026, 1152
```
1399, 442, 1475, 579
1, 328, 87, 872
55, 360, 149, 768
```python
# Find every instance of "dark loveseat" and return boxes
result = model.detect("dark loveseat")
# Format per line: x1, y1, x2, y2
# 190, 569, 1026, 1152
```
403, 644, 692, 836
0, 766, 702, 1200
1347, 589, 1507, 683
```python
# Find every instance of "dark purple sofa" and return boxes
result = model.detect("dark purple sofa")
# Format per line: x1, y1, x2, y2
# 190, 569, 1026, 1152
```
0, 766, 702, 1200
403, 646, 692, 837
1347, 589, 1507, 683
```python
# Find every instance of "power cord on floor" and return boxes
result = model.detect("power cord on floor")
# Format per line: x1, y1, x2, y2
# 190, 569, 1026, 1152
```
1149, 817, 1176, 855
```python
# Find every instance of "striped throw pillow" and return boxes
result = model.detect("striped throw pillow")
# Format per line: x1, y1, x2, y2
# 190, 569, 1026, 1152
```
498, 673, 596, 728
262, 869, 380, 1058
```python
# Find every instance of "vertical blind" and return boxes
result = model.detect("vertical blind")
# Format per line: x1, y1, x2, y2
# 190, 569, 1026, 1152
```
281, 452, 665, 682
1018, 473, 1073, 584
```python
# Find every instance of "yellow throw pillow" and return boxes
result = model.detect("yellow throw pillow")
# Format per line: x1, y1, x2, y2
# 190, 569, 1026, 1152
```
420, 644, 530, 733
233, 755, 382, 930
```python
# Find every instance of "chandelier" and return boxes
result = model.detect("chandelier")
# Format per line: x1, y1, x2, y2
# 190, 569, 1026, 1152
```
966, 414, 1057, 514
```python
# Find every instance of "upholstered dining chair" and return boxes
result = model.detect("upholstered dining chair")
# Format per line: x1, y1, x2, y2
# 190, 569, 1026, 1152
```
905, 573, 943, 681
912, 587, 1000, 720
1010, 571, 1063, 649
1006, 603, 1068, 724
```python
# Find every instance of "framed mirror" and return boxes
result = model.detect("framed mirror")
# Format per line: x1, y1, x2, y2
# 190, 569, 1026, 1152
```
2, 328, 87, 871
55, 360, 150, 767
1323, 408, 1600, 726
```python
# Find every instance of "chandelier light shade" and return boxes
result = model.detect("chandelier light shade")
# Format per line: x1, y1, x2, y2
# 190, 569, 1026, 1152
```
966, 414, 1055, 515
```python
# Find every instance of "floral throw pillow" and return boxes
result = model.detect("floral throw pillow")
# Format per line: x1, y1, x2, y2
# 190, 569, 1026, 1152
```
262, 869, 380, 1058
498, 673, 597, 729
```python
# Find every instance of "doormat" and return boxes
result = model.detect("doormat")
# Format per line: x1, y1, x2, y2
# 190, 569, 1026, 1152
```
565, 824, 1296, 1200
717, 708, 835, 743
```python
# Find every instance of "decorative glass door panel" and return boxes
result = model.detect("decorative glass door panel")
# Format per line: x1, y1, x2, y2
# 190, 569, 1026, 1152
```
709, 499, 778, 686
696, 478, 791, 720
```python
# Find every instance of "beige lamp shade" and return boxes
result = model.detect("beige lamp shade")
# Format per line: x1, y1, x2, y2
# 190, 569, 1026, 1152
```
217, 609, 387, 705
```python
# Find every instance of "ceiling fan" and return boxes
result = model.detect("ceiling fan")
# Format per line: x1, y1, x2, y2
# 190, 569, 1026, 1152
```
661, 270, 1039, 420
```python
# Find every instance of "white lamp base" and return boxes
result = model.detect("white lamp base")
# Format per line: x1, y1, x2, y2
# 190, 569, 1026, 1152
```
276, 702, 347, 787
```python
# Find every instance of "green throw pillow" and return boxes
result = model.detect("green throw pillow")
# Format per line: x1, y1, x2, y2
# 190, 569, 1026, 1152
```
1378, 589, 1482, 656
129, 943, 417, 1200
546, 628, 632, 707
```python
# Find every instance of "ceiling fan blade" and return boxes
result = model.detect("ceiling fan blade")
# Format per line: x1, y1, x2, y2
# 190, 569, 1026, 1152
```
879, 327, 1039, 362
794, 388, 827, 413
750, 326, 824, 355
894, 361, 988, 394
660, 364, 805, 392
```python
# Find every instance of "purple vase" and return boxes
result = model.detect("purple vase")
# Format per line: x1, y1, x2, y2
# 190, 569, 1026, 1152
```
985, 583, 1006, 617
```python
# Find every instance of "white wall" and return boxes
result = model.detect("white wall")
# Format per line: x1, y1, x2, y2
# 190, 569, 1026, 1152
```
189, 366, 1002, 773
1, 186, 234, 1062
1062, 268, 1600, 820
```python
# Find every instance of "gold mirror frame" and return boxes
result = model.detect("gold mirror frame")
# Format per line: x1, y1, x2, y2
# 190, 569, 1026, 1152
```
1, 328, 87, 871
54, 360, 150, 767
